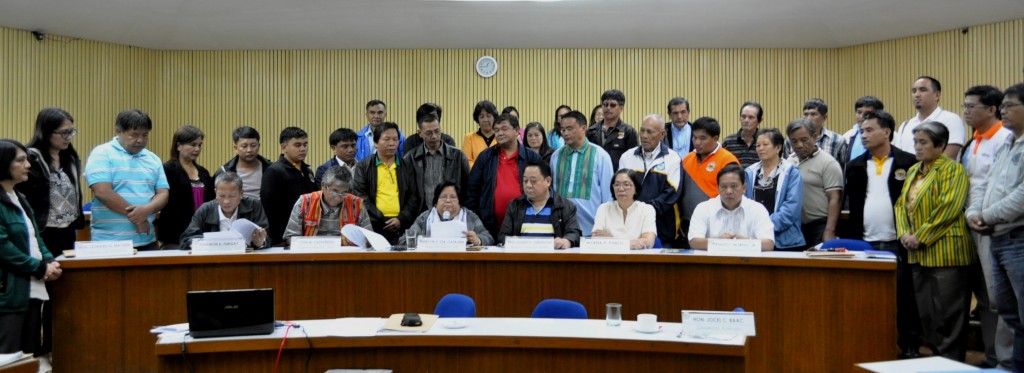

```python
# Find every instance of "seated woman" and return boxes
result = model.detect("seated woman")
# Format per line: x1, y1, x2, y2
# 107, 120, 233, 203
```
592, 169, 657, 249
400, 181, 493, 247
179, 171, 268, 250
284, 165, 371, 244
743, 128, 804, 251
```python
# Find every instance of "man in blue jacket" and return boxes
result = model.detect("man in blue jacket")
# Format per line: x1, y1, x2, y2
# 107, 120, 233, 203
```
466, 114, 540, 239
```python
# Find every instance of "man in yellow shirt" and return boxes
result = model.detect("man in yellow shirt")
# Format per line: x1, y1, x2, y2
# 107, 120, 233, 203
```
352, 122, 422, 244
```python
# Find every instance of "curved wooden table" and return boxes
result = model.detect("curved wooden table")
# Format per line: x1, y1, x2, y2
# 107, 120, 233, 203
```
53, 249, 895, 372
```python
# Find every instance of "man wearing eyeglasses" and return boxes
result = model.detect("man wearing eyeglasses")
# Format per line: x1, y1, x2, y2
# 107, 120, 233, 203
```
961, 85, 1014, 370
284, 165, 371, 245
403, 112, 470, 212
586, 89, 638, 170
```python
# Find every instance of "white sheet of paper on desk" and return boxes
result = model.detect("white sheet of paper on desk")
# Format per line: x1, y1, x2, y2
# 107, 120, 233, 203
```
231, 218, 260, 243
856, 356, 978, 373
320, 317, 385, 337
431, 221, 467, 238
341, 225, 391, 250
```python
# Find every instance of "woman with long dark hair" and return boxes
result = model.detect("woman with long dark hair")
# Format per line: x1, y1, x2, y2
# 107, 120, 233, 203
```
524, 122, 555, 163
548, 105, 571, 150
156, 125, 215, 249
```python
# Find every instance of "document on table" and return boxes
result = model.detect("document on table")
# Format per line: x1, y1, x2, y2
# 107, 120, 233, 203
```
431, 220, 467, 238
231, 219, 260, 244
856, 356, 979, 373
341, 225, 391, 250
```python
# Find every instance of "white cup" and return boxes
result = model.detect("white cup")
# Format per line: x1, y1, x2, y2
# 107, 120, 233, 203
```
637, 313, 657, 331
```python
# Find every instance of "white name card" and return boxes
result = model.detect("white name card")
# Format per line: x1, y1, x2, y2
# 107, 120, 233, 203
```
707, 239, 761, 257
74, 240, 134, 258
504, 236, 556, 252
417, 237, 467, 252
190, 238, 246, 255
580, 238, 630, 253
290, 236, 342, 252
681, 311, 756, 336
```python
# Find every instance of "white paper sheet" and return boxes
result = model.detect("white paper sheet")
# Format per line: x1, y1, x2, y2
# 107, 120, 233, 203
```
430, 220, 467, 239
232, 218, 260, 244
311, 318, 385, 337
341, 225, 391, 251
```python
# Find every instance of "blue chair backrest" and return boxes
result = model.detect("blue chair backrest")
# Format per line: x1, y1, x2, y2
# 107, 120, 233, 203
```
820, 238, 872, 252
531, 299, 588, 319
434, 293, 476, 318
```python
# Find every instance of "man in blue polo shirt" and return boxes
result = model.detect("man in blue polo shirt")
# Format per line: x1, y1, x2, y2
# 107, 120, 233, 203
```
355, 100, 406, 161
84, 109, 169, 250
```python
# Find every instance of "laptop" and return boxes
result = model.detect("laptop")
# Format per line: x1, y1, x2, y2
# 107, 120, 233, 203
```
186, 288, 275, 338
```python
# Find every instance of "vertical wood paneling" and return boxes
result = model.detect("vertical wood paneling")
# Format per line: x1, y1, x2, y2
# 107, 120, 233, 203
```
2, 19, 1021, 203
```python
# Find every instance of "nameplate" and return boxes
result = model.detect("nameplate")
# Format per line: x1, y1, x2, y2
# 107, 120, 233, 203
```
707, 239, 761, 257
681, 311, 756, 336
504, 237, 556, 252
580, 238, 630, 253
417, 237, 467, 252
190, 239, 246, 255
74, 240, 134, 258
290, 236, 342, 252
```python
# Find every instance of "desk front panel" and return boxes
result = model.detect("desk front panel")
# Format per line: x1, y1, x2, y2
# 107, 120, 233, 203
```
53, 252, 894, 372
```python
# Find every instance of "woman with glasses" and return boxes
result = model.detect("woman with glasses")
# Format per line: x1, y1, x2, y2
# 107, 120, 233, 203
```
0, 139, 61, 365
284, 165, 370, 244
16, 108, 82, 364
179, 172, 268, 250
156, 125, 215, 249
591, 169, 656, 249
400, 181, 492, 247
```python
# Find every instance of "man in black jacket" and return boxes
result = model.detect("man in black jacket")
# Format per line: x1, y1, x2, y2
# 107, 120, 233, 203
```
844, 110, 922, 358
403, 113, 470, 212
402, 103, 457, 154
498, 160, 581, 248
261, 127, 318, 245
214, 126, 273, 200
352, 122, 422, 244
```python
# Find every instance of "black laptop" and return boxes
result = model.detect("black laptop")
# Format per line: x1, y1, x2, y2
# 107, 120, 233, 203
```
186, 288, 275, 338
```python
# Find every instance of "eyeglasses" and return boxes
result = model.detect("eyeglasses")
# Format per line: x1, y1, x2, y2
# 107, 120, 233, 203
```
325, 188, 350, 197
54, 128, 77, 138
1001, 102, 1024, 111
438, 195, 458, 201
613, 182, 634, 189
602, 102, 620, 109
961, 103, 990, 111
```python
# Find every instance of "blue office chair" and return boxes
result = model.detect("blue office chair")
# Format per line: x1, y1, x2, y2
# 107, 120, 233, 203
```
820, 238, 872, 251
653, 236, 663, 249
434, 293, 476, 318
531, 299, 588, 319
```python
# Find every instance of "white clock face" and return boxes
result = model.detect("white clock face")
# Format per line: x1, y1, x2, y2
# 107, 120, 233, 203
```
476, 56, 497, 78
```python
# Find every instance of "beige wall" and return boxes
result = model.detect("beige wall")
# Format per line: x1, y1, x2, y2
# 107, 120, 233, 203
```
1, 18, 1021, 200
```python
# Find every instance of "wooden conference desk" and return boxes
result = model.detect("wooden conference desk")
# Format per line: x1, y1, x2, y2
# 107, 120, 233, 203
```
53, 249, 895, 373
154, 318, 748, 372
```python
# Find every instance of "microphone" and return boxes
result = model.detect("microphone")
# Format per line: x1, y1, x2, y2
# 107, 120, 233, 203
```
442, 211, 451, 221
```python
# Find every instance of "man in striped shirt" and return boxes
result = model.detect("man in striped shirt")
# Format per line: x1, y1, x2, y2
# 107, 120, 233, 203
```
498, 160, 581, 249
84, 109, 169, 250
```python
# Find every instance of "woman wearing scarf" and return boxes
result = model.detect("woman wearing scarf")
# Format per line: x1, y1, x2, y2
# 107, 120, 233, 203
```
400, 181, 492, 247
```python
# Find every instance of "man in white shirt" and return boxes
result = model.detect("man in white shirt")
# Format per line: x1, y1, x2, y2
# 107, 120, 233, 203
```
688, 163, 774, 251
961, 85, 1014, 370
894, 76, 966, 158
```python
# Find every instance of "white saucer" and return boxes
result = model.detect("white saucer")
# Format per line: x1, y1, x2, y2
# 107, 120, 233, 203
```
633, 325, 662, 333
440, 320, 468, 329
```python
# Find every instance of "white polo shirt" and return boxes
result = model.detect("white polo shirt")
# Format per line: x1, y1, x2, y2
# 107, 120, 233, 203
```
863, 156, 897, 242
961, 122, 1014, 204
688, 196, 774, 241
894, 106, 966, 152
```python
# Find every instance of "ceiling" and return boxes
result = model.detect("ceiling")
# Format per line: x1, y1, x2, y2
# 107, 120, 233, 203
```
2, 0, 1024, 50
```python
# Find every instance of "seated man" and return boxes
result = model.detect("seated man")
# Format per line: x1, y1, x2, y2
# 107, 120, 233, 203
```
179, 172, 269, 250
688, 164, 775, 251
498, 160, 581, 249
285, 165, 372, 244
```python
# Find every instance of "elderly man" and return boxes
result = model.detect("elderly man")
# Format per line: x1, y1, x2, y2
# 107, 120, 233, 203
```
787, 118, 843, 248
285, 165, 371, 243
552, 110, 614, 236
84, 109, 169, 250
179, 172, 269, 250
618, 114, 682, 247
403, 112, 471, 212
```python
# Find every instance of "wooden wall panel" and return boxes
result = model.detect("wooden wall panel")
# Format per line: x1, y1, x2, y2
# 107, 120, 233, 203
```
1, 18, 1021, 201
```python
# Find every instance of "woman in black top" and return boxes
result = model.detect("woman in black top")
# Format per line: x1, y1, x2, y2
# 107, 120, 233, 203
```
157, 125, 214, 249
524, 122, 555, 163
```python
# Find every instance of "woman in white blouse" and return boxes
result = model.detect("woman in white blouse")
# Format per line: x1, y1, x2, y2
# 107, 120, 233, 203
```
591, 169, 657, 249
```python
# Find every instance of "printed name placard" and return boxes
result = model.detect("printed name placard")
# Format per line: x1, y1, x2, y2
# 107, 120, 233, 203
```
190, 238, 246, 255
707, 239, 761, 257
580, 238, 630, 253
417, 237, 468, 252
504, 237, 556, 252
681, 311, 756, 336
290, 236, 342, 252
74, 240, 134, 258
